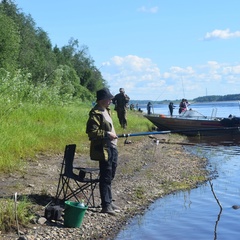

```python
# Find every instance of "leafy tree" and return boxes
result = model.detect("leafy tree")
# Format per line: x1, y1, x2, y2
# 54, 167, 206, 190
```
16, 15, 57, 84
0, 0, 107, 101
50, 65, 94, 101
33, 27, 57, 83
56, 38, 106, 93
0, 13, 20, 70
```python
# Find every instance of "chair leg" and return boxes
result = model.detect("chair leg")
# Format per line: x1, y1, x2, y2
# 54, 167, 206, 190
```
55, 175, 66, 204
55, 176, 99, 208
88, 182, 98, 207
72, 181, 95, 206
55, 177, 62, 202
55, 176, 73, 203
72, 181, 99, 208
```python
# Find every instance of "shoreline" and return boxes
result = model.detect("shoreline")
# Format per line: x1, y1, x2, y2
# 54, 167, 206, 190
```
1, 134, 208, 239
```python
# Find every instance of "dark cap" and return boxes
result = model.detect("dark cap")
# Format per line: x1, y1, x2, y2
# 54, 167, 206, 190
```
119, 88, 125, 93
96, 88, 114, 101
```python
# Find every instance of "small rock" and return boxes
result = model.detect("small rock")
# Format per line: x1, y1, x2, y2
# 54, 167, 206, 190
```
232, 205, 240, 209
37, 217, 47, 224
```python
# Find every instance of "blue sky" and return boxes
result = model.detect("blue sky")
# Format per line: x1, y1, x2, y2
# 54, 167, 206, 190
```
14, 0, 240, 101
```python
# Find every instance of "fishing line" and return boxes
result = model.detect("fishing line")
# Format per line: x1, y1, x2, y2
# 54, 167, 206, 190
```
117, 126, 240, 138
181, 76, 185, 98
149, 84, 169, 114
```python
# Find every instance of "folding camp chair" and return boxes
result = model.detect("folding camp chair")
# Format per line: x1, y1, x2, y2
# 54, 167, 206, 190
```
55, 144, 100, 207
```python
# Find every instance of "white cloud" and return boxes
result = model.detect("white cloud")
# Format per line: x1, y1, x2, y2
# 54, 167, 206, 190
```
230, 65, 240, 74
203, 29, 240, 40
102, 55, 162, 98
101, 55, 240, 100
111, 55, 155, 72
137, 6, 159, 13
169, 66, 195, 75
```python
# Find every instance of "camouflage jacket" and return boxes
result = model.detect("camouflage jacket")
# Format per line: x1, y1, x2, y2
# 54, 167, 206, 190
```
86, 105, 113, 161
112, 92, 130, 110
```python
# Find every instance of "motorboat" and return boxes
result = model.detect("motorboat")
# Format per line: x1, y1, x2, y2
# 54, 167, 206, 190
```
144, 109, 240, 136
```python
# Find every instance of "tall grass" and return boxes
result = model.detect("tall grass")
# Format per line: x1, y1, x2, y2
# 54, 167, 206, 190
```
0, 102, 86, 171
0, 102, 152, 172
0, 69, 153, 172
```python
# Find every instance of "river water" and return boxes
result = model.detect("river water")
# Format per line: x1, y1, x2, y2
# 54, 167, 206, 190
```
115, 101, 240, 240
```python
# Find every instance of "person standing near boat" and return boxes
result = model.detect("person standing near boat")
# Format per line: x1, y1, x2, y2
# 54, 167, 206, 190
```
185, 99, 190, 110
168, 102, 175, 116
179, 99, 187, 114
147, 102, 153, 114
112, 88, 130, 129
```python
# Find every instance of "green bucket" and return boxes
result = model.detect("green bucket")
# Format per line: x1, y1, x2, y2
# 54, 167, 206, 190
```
64, 201, 88, 228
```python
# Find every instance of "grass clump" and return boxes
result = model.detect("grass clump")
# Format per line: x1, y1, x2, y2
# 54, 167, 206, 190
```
0, 196, 34, 233
133, 186, 146, 200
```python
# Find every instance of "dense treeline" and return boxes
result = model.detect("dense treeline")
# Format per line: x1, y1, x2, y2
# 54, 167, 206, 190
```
0, 0, 106, 103
193, 94, 240, 102
138, 93, 240, 105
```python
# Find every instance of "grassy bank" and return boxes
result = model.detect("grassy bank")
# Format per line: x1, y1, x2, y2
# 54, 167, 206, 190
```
0, 102, 152, 172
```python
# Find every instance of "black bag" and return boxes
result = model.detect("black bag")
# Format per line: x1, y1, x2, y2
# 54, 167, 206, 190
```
44, 205, 62, 221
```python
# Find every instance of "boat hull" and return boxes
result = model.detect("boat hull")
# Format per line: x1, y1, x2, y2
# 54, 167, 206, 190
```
144, 114, 240, 136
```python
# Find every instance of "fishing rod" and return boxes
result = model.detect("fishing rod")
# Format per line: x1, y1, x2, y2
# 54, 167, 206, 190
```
117, 126, 240, 138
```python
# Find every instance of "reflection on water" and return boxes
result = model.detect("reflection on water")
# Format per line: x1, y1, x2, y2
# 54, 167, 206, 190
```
116, 134, 240, 240
214, 206, 222, 240
187, 134, 240, 147
209, 180, 223, 240
187, 135, 240, 157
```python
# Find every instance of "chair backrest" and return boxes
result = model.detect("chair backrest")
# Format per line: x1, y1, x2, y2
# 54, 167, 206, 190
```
63, 144, 76, 177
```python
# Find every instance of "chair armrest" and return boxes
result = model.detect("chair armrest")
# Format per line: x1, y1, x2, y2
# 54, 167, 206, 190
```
78, 167, 99, 180
73, 166, 99, 172
80, 167, 99, 173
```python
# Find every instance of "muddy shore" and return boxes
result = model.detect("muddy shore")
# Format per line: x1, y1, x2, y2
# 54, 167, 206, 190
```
1, 134, 208, 240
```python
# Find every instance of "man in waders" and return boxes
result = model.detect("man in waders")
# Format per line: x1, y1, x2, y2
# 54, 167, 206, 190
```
112, 88, 130, 129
